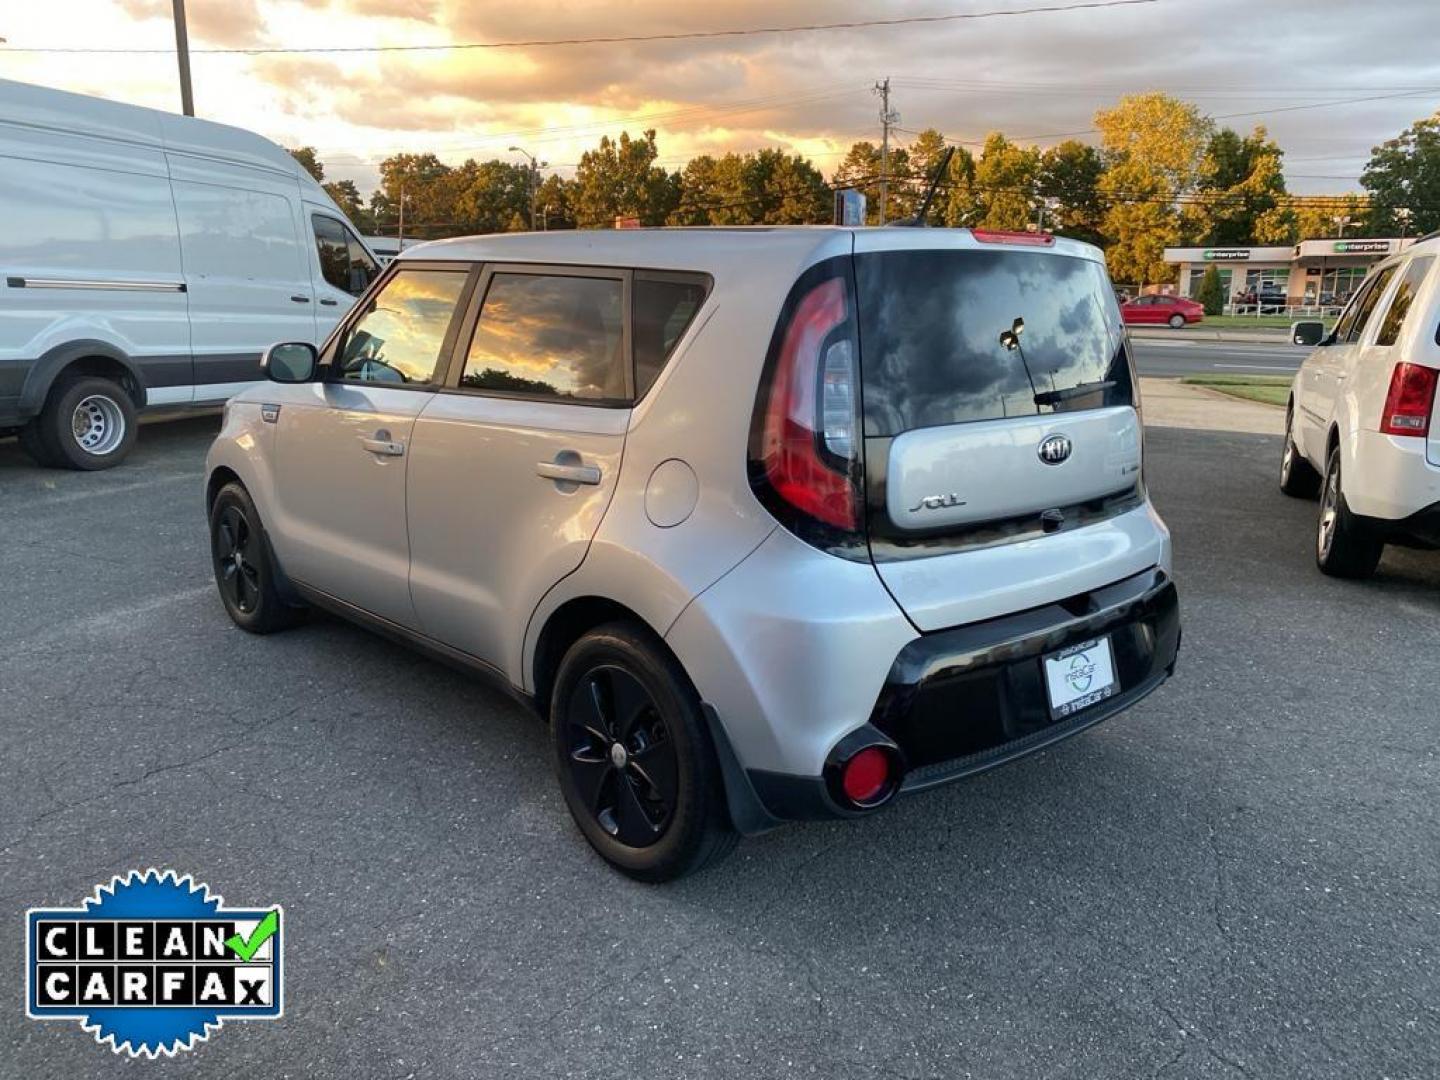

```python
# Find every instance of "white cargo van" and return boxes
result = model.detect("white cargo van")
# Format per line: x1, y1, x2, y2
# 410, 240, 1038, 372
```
0, 78, 379, 469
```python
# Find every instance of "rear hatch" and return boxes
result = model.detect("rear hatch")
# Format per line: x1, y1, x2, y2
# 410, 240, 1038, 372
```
854, 232, 1157, 630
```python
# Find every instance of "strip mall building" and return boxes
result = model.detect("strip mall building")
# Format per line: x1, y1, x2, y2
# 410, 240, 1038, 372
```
1163, 237, 1413, 308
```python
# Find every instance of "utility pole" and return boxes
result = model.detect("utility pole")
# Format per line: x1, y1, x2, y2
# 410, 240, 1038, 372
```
397, 188, 407, 244
874, 78, 898, 226
171, 0, 195, 116
509, 146, 546, 231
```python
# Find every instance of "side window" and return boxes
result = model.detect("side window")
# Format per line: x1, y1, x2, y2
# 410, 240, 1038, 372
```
336, 268, 469, 385
1333, 277, 1375, 341
460, 273, 626, 401
1375, 257, 1434, 346
1346, 265, 1397, 343
633, 273, 709, 398
312, 215, 377, 297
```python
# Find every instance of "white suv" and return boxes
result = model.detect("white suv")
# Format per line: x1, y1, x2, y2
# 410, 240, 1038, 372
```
1282, 235, 1440, 576
206, 227, 1180, 881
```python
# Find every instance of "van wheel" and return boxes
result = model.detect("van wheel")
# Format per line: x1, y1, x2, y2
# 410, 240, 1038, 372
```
1316, 447, 1383, 579
209, 482, 305, 634
550, 622, 737, 882
1279, 405, 1320, 497
1168, 313, 1186, 328
23, 376, 138, 470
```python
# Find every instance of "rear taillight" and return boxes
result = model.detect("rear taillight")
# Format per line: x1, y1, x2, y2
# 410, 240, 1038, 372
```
750, 267, 864, 542
1379, 362, 1437, 436
971, 229, 1055, 246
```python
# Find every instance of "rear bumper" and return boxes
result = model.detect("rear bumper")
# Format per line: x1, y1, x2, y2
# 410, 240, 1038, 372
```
1343, 430, 1440, 521
743, 567, 1180, 823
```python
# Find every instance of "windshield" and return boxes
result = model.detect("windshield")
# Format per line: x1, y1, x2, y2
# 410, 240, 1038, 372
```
855, 249, 1132, 436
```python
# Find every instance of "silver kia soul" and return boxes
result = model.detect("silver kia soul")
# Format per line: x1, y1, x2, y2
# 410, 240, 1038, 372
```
205, 226, 1181, 881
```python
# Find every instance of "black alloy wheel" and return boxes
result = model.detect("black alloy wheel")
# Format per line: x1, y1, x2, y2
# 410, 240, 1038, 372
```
564, 664, 679, 847
214, 504, 261, 615
207, 481, 305, 634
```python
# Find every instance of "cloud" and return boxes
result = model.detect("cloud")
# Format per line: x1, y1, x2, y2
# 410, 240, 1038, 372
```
117, 0, 271, 47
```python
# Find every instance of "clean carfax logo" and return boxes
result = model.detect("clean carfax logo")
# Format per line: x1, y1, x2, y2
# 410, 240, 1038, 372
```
25, 869, 283, 1057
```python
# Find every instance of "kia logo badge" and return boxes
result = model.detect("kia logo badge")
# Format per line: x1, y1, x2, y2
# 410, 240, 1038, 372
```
1038, 433, 1072, 465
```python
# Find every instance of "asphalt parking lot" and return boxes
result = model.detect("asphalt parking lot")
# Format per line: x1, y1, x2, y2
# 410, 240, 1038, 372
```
2, 412, 1438, 1079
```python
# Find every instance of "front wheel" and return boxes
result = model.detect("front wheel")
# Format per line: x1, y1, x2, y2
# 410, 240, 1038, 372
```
209, 482, 306, 633
1316, 447, 1383, 578
1168, 313, 1186, 329
550, 622, 737, 882
1279, 405, 1321, 497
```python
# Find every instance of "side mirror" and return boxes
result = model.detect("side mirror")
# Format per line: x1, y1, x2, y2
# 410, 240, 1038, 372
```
262, 342, 318, 383
1291, 320, 1327, 347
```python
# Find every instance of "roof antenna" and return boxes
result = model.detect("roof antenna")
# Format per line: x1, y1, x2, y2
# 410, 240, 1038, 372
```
896, 147, 955, 228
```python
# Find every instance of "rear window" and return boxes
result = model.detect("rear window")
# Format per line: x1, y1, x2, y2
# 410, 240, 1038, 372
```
855, 249, 1132, 435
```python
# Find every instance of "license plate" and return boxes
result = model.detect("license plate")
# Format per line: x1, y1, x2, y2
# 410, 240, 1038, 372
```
1043, 636, 1119, 718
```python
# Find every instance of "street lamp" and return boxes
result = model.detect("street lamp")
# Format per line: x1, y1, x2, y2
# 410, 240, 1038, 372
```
509, 146, 548, 231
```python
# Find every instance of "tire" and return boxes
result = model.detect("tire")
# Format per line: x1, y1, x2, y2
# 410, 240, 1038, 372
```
1168, 313, 1186, 329
1279, 405, 1321, 498
550, 621, 738, 882
21, 376, 138, 470
1316, 446, 1383, 579
208, 481, 306, 634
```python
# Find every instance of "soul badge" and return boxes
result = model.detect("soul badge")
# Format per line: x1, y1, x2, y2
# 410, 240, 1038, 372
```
25, 869, 283, 1057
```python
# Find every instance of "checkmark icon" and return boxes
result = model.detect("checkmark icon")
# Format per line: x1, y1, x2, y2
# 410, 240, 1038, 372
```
225, 909, 278, 962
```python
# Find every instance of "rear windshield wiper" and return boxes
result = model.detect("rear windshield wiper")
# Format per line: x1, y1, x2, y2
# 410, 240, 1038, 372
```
1033, 380, 1116, 407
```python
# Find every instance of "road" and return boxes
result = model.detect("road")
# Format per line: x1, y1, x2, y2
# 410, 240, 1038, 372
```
2, 416, 1438, 1079
1131, 335, 1306, 379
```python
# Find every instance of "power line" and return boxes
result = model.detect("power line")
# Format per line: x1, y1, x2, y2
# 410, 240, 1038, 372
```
1, 0, 1165, 54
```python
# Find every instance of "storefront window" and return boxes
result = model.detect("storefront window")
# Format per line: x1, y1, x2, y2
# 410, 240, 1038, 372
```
1186, 267, 1232, 299
1318, 266, 1367, 305
1243, 268, 1289, 294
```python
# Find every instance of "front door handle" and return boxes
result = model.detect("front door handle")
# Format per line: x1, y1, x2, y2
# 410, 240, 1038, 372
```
360, 435, 405, 457
319, 298, 339, 307
536, 460, 601, 485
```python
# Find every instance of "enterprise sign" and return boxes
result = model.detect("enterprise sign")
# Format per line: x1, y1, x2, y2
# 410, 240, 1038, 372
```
1334, 240, 1390, 254
1202, 248, 1252, 261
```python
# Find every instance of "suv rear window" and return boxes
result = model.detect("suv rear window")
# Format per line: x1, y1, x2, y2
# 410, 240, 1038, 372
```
854, 249, 1132, 435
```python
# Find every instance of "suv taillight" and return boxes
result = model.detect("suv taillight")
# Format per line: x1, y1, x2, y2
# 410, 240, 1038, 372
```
1379, 362, 1437, 437
749, 264, 865, 548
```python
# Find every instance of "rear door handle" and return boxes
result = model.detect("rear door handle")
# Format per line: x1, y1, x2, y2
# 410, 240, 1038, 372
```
290, 295, 310, 303
535, 461, 601, 485
319, 298, 339, 307
360, 436, 405, 457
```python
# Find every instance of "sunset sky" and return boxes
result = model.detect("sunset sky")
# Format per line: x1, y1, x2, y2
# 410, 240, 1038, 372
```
3, 0, 1438, 199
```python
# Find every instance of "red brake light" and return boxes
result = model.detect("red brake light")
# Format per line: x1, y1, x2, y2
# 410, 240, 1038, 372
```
756, 275, 861, 530
971, 229, 1055, 246
1379, 362, 1437, 437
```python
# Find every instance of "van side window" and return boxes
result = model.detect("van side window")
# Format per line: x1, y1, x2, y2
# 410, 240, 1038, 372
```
460, 273, 626, 402
313, 215, 378, 296
336, 268, 468, 385
1375, 257, 1434, 346
1345, 265, 1397, 343
1332, 277, 1375, 341
634, 273, 710, 398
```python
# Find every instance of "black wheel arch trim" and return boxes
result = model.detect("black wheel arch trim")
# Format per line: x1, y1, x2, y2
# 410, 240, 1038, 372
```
18, 340, 148, 416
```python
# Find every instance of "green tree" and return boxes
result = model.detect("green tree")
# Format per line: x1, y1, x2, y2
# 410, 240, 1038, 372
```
1361, 111, 1440, 234
323, 179, 364, 219
1095, 93, 1213, 285
972, 132, 1040, 230
1196, 264, 1226, 316
372, 153, 454, 237
573, 130, 679, 228
1037, 139, 1105, 245
287, 146, 324, 182
1187, 126, 1290, 244
535, 173, 577, 230
833, 140, 913, 223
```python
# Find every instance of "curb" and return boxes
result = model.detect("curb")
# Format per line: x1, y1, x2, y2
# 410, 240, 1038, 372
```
1130, 328, 1291, 345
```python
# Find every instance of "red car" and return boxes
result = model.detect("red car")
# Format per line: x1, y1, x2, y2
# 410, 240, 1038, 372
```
1121, 294, 1204, 328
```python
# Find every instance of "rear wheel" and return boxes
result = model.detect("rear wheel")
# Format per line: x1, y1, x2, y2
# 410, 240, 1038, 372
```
1316, 446, 1383, 578
21, 376, 137, 470
1279, 405, 1321, 498
209, 482, 305, 633
550, 622, 736, 882
1168, 313, 1186, 329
